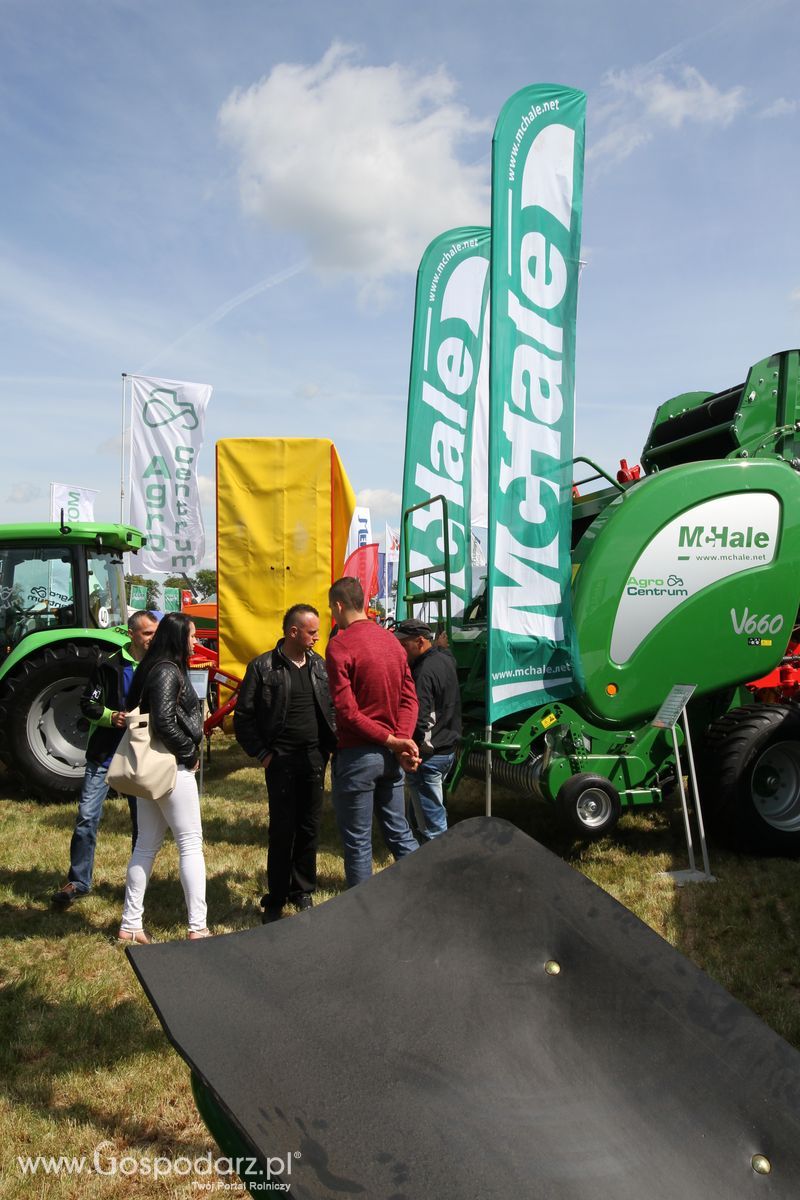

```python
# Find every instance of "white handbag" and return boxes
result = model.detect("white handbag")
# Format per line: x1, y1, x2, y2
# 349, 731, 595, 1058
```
107, 706, 178, 801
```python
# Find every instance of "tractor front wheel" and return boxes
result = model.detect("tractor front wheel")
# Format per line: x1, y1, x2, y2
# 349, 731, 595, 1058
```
557, 773, 621, 837
701, 704, 800, 856
0, 642, 97, 803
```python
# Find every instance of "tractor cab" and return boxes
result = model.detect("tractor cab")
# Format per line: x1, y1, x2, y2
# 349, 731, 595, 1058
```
0, 522, 146, 803
0, 527, 131, 664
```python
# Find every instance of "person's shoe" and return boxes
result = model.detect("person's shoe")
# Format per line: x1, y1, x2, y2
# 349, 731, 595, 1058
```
117, 928, 152, 945
294, 895, 313, 912
51, 882, 86, 907
187, 928, 212, 940
260, 895, 284, 925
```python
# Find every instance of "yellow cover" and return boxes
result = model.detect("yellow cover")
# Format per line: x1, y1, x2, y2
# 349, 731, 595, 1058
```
217, 439, 356, 679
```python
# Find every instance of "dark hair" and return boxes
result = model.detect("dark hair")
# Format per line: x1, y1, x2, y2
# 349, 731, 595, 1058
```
329, 577, 364, 612
283, 604, 319, 633
128, 609, 157, 631
127, 612, 193, 709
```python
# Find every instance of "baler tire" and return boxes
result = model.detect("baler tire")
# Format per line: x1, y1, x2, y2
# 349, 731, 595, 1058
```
557, 773, 621, 837
0, 642, 97, 803
699, 704, 800, 856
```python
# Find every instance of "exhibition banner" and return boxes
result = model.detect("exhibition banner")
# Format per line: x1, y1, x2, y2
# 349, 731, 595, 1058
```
163, 587, 181, 612
487, 84, 585, 721
342, 543, 380, 604
50, 482, 98, 522
128, 584, 148, 609
347, 507, 372, 557
128, 374, 212, 574
397, 227, 491, 622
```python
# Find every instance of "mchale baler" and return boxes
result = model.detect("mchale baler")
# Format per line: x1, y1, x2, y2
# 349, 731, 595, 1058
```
406, 349, 800, 855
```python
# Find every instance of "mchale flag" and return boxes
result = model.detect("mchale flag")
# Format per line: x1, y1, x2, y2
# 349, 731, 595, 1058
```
343, 543, 380, 606
398, 227, 491, 622
50, 482, 98, 522
487, 84, 586, 722
127, 375, 212, 574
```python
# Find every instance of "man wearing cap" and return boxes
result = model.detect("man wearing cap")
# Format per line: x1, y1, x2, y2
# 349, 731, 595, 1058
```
326, 576, 420, 887
394, 618, 462, 842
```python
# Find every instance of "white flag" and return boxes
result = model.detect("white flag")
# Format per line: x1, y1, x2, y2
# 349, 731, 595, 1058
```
385, 522, 400, 562
128, 374, 212, 573
347, 506, 372, 557
471, 531, 486, 567
50, 482, 98, 522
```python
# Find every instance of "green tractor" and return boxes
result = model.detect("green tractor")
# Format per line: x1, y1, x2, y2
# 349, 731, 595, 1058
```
0, 521, 146, 802
404, 349, 800, 856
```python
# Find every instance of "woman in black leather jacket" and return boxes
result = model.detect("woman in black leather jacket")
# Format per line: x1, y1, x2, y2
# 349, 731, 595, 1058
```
118, 612, 209, 943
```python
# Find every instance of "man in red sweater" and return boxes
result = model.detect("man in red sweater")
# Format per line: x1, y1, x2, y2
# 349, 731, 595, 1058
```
326, 576, 420, 886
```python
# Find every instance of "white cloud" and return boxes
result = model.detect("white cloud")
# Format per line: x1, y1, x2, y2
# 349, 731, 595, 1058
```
197, 474, 216, 506
790, 288, 800, 303
760, 98, 799, 119
589, 65, 745, 167
218, 43, 490, 282
96, 433, 123, 456
295, 382, 320, 400
356, 488, 402, 524
6, 482, 44, 504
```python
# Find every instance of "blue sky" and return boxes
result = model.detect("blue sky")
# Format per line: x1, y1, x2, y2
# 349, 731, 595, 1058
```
1, 0, 798, 565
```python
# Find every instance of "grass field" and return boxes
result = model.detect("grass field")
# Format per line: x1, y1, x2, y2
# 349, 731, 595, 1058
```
2, 734, 800, 1198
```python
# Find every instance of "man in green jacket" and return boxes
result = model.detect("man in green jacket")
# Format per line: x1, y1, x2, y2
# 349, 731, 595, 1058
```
51, 610, 158, 906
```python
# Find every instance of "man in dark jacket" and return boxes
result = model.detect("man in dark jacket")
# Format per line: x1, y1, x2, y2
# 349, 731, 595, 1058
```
394, 618, 462, 841
234, 604, 336, 923
51, 610, 158, 906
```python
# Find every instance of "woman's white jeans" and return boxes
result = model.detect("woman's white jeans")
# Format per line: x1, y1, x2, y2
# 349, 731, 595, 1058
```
120, 766, 207, 934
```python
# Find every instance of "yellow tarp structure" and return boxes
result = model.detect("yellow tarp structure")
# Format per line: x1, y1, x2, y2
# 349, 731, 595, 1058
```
217, 438, 356, 679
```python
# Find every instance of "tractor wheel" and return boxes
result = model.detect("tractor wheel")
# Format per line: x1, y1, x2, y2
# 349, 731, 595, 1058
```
557, 773, 621, 837
0, 642, 98, 803
700, 704, 800, 856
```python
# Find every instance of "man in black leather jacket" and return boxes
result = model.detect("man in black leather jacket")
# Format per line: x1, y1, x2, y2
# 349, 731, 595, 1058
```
235, 604, 336, 922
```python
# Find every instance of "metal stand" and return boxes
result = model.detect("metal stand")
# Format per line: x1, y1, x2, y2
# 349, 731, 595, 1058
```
652, 685, 715, 886
485, 722, 492, 817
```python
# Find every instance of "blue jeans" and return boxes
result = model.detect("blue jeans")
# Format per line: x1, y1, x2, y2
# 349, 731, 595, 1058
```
406, 752, 454, 842
332, 746, 419, 887
68, 761, 137, 894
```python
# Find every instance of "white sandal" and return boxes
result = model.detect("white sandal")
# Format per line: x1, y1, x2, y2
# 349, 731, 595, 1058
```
187, 928, 211, 940
117, 928, 152, 945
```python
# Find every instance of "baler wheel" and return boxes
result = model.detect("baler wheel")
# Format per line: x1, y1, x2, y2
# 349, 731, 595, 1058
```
557, 773, 621, 837
700, 704, 800, 856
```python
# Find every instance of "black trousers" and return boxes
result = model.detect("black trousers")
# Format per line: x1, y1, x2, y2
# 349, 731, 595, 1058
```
264, 747, 326, 907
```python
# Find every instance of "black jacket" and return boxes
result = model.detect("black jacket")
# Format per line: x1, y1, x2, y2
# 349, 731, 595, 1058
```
139, 661, 203, 769
410, 647, 462, 759
234, 640, 336, 761
80, 645, 136, 764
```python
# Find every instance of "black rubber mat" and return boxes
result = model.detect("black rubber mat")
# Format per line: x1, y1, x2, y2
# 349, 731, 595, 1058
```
128, 817, 800, 1198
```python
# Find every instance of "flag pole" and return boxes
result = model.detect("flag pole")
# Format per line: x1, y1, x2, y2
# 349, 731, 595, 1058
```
120, 373, 127, 523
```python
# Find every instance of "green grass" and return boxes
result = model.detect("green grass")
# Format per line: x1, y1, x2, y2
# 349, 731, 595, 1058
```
2, 736, 799, 1196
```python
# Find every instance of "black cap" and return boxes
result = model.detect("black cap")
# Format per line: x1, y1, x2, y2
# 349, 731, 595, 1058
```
394, 618, 433, 640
